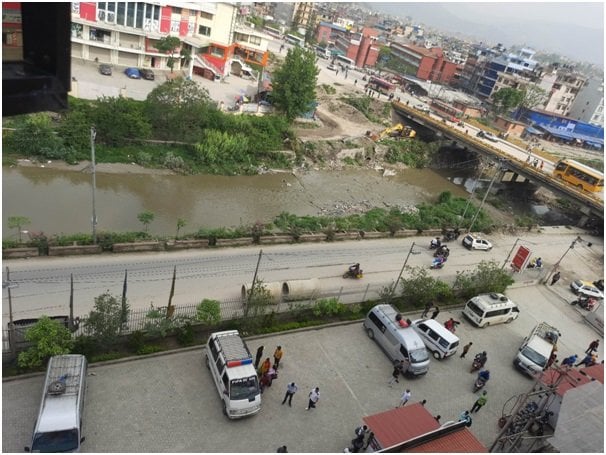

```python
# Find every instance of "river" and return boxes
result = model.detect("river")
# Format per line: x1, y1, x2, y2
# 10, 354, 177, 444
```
2, 165, 472, 238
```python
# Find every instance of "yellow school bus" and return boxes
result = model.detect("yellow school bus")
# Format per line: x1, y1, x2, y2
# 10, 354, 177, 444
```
553, 159, 604, 193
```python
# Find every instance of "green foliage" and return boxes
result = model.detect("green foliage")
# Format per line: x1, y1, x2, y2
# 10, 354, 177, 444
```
7, 216, 31, 242
136, 344, 163, 355
91, 352, 124, 362
5, 113, 63, 158
17, 316, 74, 369
83, 292, 128, 348
137, 211, 155, 232
128, 331, 146, 353
176, 218, 187, 239
175, 323, 195, 346
196, 299, 221, 325
312, 298, 346, 317
71, 335, 98, 358
452, 260, 515, 300
154, 36, 182, 72
320, 84, 336, 95
271, 46, 319, 120
397, 267, 454, 309
384, 139, 436, 168
492, 88, 525, 115
92, 96, 152, 146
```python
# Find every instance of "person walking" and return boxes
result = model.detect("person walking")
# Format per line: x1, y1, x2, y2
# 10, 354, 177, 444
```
430, 306, 440, 320
460, 342, 473, 359
397, 389, 411, 408
260, 357, 271, 376
470, 390, 488, 413
561, 354, 578, 367
254, 345, 264, 370
421, 302, 433, 318
586, 339, 600, 354
575, 353, 597, 367
277, 445, 288, 453
281, 382, 298, 406
306, 387, 320, 410
550, 271, 561, 286
274, 346, 284, 369
388, 360, 404, 386
459, 410, 472, 426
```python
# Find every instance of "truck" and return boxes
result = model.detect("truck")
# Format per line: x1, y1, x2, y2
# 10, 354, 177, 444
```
25, 354, 87, 453
513, 322, 560, 376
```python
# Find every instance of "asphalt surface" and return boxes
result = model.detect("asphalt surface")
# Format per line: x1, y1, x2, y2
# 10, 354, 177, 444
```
2, 281, 603, 453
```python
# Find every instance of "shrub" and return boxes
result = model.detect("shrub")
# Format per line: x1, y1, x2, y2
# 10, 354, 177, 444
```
196, 299, 221, 325
17, 316, 74, 369
397, 267, 454, 309
71, 335, 98, 358
128, 331, 146, 352
312, 298, 346, 317
452, 260, 515, 300
136, 345, 163, 355
175, 323, 195, 346
83, 292, 129, 348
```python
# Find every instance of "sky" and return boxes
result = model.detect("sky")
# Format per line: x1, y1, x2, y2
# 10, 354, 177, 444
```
369, 2, 604, 66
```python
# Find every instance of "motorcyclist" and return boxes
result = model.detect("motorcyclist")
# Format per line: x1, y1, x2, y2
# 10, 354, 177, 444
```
474, 351, 488, 368
430, 237, 441, 249
349, 263, 361, 276
432, 256, 445, 268
477, 369, 490, 383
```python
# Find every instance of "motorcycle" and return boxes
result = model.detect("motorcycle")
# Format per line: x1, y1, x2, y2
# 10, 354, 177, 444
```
442, 229, 460, 242
473, 377, 487, 393
343, 268, 363, 279
429, 239, 441, 250
434, 246, 450, 258
470, 356, 486, 373
430, 257, 446, 269
570, 295, 597, 311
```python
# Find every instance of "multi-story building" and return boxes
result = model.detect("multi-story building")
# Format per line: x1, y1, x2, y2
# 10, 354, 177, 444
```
315, 21, 348, 46
389, 42, 459, 85
332, 27, 379, 69
540, 67, 587, 117
568, 78, 604, 126
70, 2, 270, 80
476, 48, 539, 99
292, 2, 315, 31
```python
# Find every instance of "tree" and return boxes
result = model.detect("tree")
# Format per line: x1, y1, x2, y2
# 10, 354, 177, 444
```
84, 292, 128, 348
270, 46, 319, 121
520, 85, 548, 111
398, 267, 454, 308
176, 218, 187, 239
91, 96, 152, 146
6, 113, 63, 158
196, 298, 221, 325
17, 316, 73, 369
492, 88, 524, 116
154, 36, 182, 73
8, 215, 31, 242
452, 260, 515, 300
137, 211, 155, 232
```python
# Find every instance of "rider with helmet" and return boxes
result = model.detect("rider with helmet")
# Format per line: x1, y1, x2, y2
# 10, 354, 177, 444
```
475, 351, 488, 368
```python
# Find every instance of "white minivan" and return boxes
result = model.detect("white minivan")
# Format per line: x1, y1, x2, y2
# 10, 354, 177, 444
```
363, 304, 430, 375
411, 318, 460, 359
462, 293, 520, 328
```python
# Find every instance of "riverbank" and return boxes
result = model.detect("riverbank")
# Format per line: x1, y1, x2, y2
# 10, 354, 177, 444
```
11, 158, 176, 175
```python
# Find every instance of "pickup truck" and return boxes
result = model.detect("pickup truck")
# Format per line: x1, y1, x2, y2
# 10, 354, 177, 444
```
513, 322, 560, 376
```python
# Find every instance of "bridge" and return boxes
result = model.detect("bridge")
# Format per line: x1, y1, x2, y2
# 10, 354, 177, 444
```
392, 101, 604, 223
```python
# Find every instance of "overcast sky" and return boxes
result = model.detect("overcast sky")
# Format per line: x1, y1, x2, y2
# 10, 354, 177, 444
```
370, 2, 604, 66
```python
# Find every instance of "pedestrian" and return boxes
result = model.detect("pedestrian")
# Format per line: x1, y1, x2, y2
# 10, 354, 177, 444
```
430, 306, 440, 320
281, 382, 298, 406
354, 79, 357, 86
421, 302, 433, 318
434, 414, 441, 423
336, 70, 339, 76
363, 431, 374, 450
459, 410, 472, 427
540, 160, 544, 170
575, 353, 597, 367
397, 389, 411, 408
470, 390, 487, 413
420, 399, 427, 406
277, 445, 288, 453
546, 351, 557, 368
465, 129, 469, 134
306, 387, 320, 410
388, 360, 404, 386
550, 271, 561, 286
260, 357, 271, 376
460, 342, 473, 359
586, 339, 600, 354
561, 354, 578, 367
274, 346, 283, 369
354, 424, 368, 439
254, 345, 264, 369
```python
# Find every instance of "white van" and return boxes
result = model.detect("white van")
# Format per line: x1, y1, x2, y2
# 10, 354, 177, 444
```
363, 304, 430, 375
205, 330, 261, 419
25, 354, 87, 453
462, 293, 520, 328
411, 319, 460, 359
514, 322, 560, 376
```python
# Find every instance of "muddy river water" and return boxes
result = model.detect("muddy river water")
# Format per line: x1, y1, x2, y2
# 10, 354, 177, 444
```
3, 165, 473, 238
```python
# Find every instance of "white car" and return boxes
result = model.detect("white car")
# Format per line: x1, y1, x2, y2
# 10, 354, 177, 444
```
414, 104, 430, 113
570, 280, 604, 299
476, 130, 499, 142
462, 234, 493, 251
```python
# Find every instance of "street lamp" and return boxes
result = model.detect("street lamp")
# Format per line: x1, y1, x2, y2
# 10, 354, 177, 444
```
544, 236, 582, 284
90, 126, 98, 244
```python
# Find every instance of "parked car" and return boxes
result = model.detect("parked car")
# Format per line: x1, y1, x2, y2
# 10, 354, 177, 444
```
327, 63, 336, 71
98, 64, 112, 76
570, 280, 604, 299
414, 104, 431, 113
138, 68, 155, 80
476, 130, 498, 142
124, 67, 141, 79
462, 234, 493, 251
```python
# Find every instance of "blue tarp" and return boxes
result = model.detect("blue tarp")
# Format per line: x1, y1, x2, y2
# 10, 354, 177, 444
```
525, 126, 544, 135
539, 125, 604, 145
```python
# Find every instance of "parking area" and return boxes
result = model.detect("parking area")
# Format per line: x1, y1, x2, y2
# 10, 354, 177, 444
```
2, 284, 602, 453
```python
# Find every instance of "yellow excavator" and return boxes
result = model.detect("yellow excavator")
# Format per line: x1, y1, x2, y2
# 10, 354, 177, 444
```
366, 123, 416, 141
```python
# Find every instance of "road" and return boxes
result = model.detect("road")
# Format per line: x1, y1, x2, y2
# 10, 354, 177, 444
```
2, 284, 603, 453
3, 228, 603, 323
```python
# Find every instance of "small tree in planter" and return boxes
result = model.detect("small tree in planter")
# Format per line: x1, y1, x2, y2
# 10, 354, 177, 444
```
84, 292, 129, 349
137, 211, 155, 233
17, 316, 73, 369
196, 299, 221, 325
7, 215, 31, 243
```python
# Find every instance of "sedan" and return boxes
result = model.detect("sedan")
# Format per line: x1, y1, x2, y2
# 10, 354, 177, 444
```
124, 67, 141, 79
139, 68, 155, 80
477, 130, 499, 142
462, 234, 493, 251
99, 64, 112, 76
414, 104, 431, 113
570, 280, 604, 299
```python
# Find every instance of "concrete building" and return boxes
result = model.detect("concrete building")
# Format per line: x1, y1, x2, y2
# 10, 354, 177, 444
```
569, 78, 604, 126
292, 2, 315, 31
315, 21, 347, 46
389, 42, 460, 85
331, 26, 380, 69
70, 2, 270, 80
476, 48, 539, 99
538, 66, 587, 117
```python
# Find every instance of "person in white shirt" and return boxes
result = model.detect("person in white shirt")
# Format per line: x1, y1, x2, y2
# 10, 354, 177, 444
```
306, 387, 320, 410
397, 389, 411, 407
281, 382, 298, 407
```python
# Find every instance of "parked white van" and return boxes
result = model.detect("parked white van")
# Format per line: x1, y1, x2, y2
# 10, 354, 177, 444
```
363, 304, 430, 375
411, 319, 460, 359
514, 322, 560, 376
462, 293, 520, 328
25, 354, 87, 453
205, 330, 261, 419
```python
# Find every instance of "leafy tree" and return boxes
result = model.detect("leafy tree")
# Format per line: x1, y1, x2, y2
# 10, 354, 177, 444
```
397, 267, 454, 309
271, 46, 319, 121
452, 260, 515, 300
137, 211, 155, 232
83, 292, 128, 348
176, 218, 187, 239
492, 88, 524, 116
6, 113, 63, 157
17, 316, 73, 369
241, 279, 275, 334
8, 215, 31, 242
196, 298, 221, 324
520, 85, 548, 110
154, 36, 182, 73
91, 96, 152, 146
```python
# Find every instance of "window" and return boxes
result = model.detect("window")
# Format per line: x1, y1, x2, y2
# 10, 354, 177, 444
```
126, 2, 135, 27
117, 2, 126, 25
368, 312, 386, 333
427, 329, 440, 342
400, 345, 409, 359
136, 3, 144, 28
198, 25, 211, 36
200, 11, 213, 20
172, 7, 182, 14
249, 36, 261, 46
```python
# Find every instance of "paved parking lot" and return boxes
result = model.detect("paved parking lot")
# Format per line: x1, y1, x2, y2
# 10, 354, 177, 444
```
3, 283, 602, 453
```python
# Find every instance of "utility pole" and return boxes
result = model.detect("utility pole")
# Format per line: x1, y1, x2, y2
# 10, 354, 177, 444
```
246, 249, 263, 315
90, 126, 98, 244
458, 165, 484, 229
388, 242, 416, 303
544, 236, 582, 284
5, 266, 16, 358
467, 162, 502, 233
502, 238, 521, 270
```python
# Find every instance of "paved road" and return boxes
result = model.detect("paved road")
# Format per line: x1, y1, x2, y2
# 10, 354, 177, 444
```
3, 229, 603, 322
2, 283, 602, 453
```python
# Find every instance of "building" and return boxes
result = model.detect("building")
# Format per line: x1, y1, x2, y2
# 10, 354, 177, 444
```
569, 78, 604, 126
389, 42, 460, 85
70, 2, 270, 81
291, 2, 315, 32
476, 48, 539, 99
538, 66, 587, 117
315, 21, 347, 46
331, 27, 380, 69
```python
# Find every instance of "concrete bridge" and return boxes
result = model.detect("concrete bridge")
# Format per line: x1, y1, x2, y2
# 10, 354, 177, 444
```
392, 101, 604, 225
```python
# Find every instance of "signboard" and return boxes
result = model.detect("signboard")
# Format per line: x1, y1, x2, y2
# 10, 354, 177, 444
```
511, 246, 531, 272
